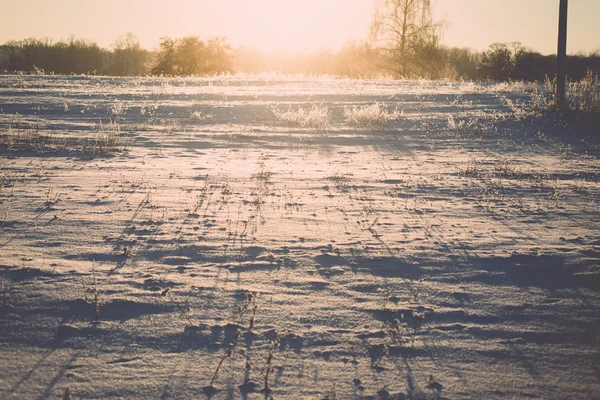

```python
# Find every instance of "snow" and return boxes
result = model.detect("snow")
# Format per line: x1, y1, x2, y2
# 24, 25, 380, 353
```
0, 74, 599, 399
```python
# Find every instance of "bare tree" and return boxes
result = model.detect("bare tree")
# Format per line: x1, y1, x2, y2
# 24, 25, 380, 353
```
111, 33, 150, 76
204, 37, 233, 75
369, 0, 442, 78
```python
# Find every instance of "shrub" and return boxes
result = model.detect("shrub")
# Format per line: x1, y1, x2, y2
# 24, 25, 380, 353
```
272, 105, 330, 129
343, 103, 402, 127
527, 71, 600, 116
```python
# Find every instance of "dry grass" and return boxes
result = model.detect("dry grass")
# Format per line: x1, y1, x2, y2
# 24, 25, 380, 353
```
344, 103, 402, 127
272, 105, 330, 129
524, 71, 600, 117
0, 117, 129, 157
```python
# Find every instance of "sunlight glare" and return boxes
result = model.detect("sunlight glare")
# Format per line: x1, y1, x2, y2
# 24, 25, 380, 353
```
219, 0, 366, 52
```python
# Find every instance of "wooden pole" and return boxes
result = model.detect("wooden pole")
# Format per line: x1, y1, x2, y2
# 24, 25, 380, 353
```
557, 0, 568, 109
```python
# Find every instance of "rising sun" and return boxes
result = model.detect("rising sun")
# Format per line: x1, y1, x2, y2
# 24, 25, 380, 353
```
217, 0, 371, 51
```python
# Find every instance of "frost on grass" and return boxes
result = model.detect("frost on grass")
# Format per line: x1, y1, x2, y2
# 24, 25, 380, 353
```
447, 114, 502, 136
500, 71, 600, 119
189, 110, 213, 121
272, 105, 330, 129
344, 103, 402, 127
0, 119, 128, 157
109, 101, 128, 122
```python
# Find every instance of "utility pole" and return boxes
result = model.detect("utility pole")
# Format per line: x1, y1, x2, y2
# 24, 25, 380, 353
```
557, 0, 568, 109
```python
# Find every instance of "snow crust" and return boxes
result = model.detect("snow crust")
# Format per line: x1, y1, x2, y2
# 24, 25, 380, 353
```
0, 75, 598, 399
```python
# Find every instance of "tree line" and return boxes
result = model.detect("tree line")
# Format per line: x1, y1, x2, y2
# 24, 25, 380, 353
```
1, 0, 598, 82
0, 34, 232, 77
0, 34, 151, 76
364, 0, 599, 81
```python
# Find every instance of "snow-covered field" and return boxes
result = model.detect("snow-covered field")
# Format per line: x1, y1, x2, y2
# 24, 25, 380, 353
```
0, 75, 599, 399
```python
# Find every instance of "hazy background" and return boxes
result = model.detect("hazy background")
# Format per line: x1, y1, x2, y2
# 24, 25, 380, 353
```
1, 0, 598, 54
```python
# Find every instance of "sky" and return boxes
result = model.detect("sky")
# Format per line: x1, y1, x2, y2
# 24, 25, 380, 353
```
1, 0, 598, 54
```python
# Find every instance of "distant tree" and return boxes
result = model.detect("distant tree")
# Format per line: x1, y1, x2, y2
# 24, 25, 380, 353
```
334, 41, 378, 78
479, 43, 512, 81
369, 0, 443, 78
0, 36, 106, 74
479, 42, 526, 81
568, 52, 600, 79
446, 47, 481, 80
513, 51, 555, 81
411, 38, 451, 79
151, 36, 233, 76
152, 37, 178, 75
110, 33, 151, 76
0, 41, 22, 71
204, 37, 233, 74
176, 36, 205, 75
